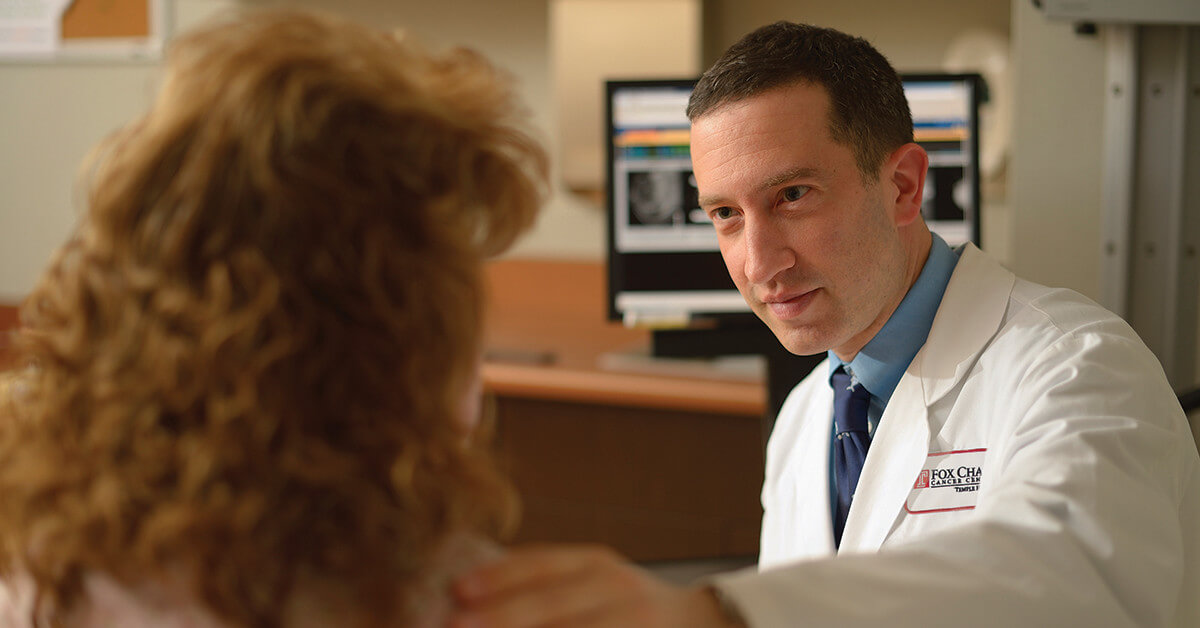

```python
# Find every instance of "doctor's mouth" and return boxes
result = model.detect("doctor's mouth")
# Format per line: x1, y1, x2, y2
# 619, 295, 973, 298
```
764, 288, 820, 319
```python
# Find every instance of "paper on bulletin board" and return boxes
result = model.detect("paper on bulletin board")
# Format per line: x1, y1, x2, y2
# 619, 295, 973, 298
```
0, 0, 72, 57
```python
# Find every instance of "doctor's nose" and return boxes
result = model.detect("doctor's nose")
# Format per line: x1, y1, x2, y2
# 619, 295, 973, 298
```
742, 215, 796, 285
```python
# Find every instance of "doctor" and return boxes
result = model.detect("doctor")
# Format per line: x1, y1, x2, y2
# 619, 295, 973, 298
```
451, 21, 1200, 628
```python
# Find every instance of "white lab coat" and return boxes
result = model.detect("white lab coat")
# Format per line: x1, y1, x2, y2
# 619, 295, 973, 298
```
712, 244, 1200, 627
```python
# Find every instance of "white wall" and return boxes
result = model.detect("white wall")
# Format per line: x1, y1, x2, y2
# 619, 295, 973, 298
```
1008, 0, 1107, 301
0, 62, 156, 302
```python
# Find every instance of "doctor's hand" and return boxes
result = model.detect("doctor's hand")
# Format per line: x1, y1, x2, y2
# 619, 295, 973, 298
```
448, 544, 745, 628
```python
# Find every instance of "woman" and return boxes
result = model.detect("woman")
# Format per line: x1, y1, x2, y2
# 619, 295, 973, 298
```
0, 9, 545, 626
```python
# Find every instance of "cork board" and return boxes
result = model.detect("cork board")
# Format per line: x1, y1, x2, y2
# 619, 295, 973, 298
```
62, 0, 150, 40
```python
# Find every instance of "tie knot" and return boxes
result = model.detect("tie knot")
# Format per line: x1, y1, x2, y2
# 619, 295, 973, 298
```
831, 369, 870, 398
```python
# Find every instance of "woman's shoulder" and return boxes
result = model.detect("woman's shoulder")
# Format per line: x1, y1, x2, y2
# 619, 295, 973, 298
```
1, 534, 502, 627
0, 572, 36, 627
0, 570, 226, 628
80, 572, 226, 628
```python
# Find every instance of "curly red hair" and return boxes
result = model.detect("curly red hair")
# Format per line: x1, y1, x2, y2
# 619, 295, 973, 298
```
0, 8, 545, 626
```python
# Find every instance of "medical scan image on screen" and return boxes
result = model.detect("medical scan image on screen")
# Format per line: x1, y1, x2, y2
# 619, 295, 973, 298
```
626, 170, 701, 226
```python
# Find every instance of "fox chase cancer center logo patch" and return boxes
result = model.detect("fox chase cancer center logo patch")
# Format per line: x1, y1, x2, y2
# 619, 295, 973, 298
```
905, 448, 987, 514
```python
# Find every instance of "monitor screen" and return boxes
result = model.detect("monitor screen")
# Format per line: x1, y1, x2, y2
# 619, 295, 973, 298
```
605, 74, 983, 327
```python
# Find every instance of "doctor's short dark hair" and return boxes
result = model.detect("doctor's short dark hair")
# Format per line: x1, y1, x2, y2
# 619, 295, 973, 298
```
686, 21, 913, 180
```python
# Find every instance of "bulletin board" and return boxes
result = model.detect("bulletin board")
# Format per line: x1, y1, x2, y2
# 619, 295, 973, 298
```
0, 0, 167, 61
62, 0, 150, 40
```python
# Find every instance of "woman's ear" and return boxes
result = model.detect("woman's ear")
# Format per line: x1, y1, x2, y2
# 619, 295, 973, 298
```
885, 142, 929, 227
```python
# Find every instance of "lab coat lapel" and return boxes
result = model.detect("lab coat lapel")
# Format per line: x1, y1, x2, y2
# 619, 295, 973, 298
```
839, 244, 1015, 553
798, 386, 836, 556
783, 383, 836, 560
839, 379, 929, 553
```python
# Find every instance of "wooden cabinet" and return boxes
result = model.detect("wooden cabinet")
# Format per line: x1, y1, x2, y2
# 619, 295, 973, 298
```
491, 394, 763, 561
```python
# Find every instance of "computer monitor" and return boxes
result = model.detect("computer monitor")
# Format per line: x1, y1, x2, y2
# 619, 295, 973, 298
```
904, 73, 984, 247
605, 74, 984, 331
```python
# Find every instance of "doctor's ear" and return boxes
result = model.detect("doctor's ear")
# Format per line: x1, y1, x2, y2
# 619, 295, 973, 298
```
884, 142, 928, 227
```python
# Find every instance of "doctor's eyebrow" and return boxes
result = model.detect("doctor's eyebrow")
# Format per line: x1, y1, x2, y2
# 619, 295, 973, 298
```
760, 166, 820, 191
697, 166, 822, 209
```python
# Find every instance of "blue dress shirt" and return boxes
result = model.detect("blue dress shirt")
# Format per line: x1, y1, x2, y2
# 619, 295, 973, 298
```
825, 233, 960, 528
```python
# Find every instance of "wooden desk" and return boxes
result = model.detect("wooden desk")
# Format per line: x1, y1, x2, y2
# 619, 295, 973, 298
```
484, 259, 767, 562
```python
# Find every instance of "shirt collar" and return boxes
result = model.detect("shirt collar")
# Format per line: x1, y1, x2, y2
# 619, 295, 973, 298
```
828, 233, 959, 404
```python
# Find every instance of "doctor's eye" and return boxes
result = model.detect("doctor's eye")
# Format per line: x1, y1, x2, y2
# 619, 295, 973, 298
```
710, 206, 737, 221
782, 186, 810, 202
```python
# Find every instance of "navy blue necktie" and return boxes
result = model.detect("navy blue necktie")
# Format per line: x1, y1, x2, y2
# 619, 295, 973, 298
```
831, 367, 871, 548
